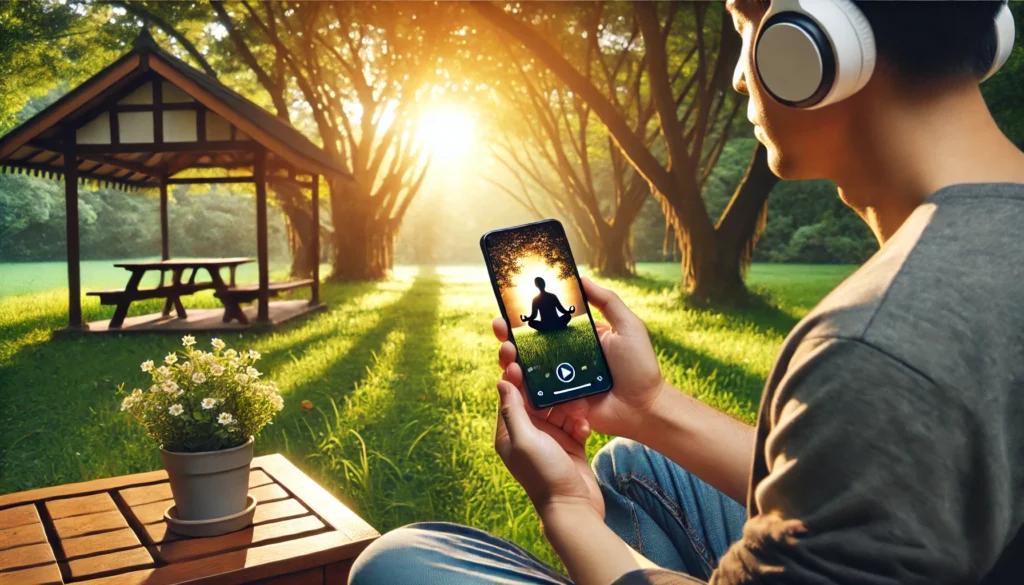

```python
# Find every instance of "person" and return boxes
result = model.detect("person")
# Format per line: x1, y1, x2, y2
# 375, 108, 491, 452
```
521, 276, 576, 332
350, 1, 1024, 583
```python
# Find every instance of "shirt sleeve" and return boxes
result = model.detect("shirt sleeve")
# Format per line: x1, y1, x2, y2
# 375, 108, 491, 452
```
711, 337, 997, 584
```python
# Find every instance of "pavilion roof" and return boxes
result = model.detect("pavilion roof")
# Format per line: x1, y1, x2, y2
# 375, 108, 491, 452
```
0, 31, 350, 189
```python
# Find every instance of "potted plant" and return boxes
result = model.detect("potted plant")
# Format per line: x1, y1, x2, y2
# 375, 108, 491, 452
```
120, 336, 284, 530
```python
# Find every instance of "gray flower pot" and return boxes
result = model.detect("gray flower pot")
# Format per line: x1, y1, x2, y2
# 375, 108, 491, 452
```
160, 437, 254, 521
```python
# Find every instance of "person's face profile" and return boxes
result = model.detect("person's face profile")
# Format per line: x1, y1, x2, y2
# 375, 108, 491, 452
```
726, 0, 851, 182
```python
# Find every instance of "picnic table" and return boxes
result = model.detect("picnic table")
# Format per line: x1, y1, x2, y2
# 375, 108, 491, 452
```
88, 258, 254, 329
0, 454, 379, 585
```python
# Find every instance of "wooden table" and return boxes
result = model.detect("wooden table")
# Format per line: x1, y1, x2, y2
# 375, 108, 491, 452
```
0, 455, 379, 585
90, 258, 254, 329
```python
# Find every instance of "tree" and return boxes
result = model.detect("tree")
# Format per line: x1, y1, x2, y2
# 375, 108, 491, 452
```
486, 222, 574, 290
484, 5, 654, 276
115, 2, 454, 280
475, 2, 779, 303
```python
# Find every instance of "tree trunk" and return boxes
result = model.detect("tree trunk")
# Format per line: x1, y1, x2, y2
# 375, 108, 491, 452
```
594, 225, 633, 277
329, 182, 392, 281
272, 182, 317, 278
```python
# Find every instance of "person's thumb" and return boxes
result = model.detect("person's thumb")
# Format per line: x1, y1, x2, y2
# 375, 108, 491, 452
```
497, 380, 533, 446
582, 277, 644, 335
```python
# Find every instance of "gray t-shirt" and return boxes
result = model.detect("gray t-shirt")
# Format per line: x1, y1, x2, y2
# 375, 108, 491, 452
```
617, 184, 1024, 584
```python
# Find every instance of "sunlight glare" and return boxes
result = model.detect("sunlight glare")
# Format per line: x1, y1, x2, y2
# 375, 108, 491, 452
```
511, 255, 571, 314
417, 106, 475, 163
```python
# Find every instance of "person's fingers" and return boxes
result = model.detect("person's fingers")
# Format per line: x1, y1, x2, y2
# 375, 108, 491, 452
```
497, 381, 533, 446
528, 411, 587, 456
492, 318, 510, 343
581, 277, 644, 335
545, 407, 568, 429
498, 341, 517, 371
594, 320, 611, 335
504, 362, 525, 390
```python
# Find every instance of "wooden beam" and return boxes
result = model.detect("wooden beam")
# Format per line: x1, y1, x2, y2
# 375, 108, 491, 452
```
49, 141, 257, 155
153, 77, 164, 144
255, 149, 270, 323
63, 132, 85, 329
311, 175, 320, 305
112, 102, 201, 113
77, 153, 158, 178
160, 177, 169, 261
5, 159, 155, 188
165, 176, 255, 185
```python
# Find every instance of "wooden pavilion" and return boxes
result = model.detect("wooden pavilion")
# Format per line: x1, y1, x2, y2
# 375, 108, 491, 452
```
0, 31, 351, 333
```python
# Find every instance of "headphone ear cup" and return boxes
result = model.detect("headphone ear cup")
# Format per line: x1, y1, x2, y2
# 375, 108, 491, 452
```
984, 2, 1015, 81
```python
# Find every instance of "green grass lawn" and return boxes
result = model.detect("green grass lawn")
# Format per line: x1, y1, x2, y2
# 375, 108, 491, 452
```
514, 318, 606, 396
0, 261, 855, 568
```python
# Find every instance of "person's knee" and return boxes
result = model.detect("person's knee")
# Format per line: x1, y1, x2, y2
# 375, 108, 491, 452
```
349, 523, 445, 585
592, 437, 662, 491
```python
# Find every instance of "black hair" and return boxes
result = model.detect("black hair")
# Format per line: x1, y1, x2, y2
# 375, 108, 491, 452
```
852, 1, 1005, 82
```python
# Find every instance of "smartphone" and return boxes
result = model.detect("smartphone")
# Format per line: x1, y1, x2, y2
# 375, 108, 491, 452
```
481, 219, 613, 409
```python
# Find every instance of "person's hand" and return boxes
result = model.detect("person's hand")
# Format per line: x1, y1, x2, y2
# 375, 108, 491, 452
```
493, 277, 664, 440
493, 380, 605, 520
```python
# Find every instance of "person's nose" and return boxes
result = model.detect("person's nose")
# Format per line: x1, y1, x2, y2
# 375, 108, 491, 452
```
733, 51, 750, 96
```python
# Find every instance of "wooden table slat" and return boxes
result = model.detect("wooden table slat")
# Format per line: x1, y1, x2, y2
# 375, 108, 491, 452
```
46, 492, 117, 520
156, 515, 325, 564
53, 509, 128, 540
144, 498, 311, 545
119, 470, 273, 507
249, 484, 289, 504
0, 455, 379, 585
0, 522, 46, 552
61, 526, 142, 560
0, 505, 39, 531
0, 562, 61, 585
0, 542, 55, 572
66, 546, 155, 579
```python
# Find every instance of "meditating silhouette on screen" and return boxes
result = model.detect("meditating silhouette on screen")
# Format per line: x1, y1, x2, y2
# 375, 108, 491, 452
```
519, 277, 575, 333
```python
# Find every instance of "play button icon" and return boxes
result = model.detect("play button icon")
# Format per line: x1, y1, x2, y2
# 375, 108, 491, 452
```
555, 363, 575, 383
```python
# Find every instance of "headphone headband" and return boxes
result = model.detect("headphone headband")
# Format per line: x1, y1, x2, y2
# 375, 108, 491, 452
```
754, 0, 1016, 109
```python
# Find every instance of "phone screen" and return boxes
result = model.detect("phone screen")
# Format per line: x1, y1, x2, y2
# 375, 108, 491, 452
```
481, 219, 613, 409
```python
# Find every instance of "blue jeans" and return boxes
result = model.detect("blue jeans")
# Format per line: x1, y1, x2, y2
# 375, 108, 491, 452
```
349, 438, 747, 584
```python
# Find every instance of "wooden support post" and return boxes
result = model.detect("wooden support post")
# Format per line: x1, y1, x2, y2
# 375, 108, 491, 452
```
63, 132, 85, 330
311, 175, 320, 306
255, 150, 270, 323
159, 177, 169, 261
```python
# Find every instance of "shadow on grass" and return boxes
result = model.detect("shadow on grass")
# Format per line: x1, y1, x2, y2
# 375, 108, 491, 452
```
647, 329, 767, 411
265, 269, 449, 531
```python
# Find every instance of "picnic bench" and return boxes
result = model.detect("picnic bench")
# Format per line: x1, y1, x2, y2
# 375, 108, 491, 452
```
0, 454, 378, 585
88, 259, 316, 329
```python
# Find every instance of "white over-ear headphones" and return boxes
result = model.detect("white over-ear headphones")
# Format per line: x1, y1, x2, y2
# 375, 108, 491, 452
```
753, 0, 1016, 109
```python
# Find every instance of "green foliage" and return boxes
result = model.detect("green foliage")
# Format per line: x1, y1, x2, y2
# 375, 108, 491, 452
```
119, 338, 284, 453
633, 138, 878, 265
982, 3, 1024, 148
0, 262, 853, 567
0, 175, 290, 262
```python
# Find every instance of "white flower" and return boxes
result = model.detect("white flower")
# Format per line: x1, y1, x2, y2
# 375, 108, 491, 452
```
168, 404, 184, 416
182, 335, 196, 347
140, 360, 154, 372
201, 397, 218, 410
156, 366, 171, 379
247, 350, 261, 361
246, 366, 261, 379
210, 364, 225, 376
180, 361, 193, 374
211, 338, 225, 351
225, 349, 238, 360
270, 394, 284, 411
162, 381, 179, 394
217, 412, 235, 425
121, 388, 143, 411
192, 373, 206, 384
234, 373, 249, 385
164, 353, 178, 365
148, 384, 159, 393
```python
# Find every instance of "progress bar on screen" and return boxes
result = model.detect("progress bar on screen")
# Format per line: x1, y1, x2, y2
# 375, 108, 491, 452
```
554, 383, 592, 395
